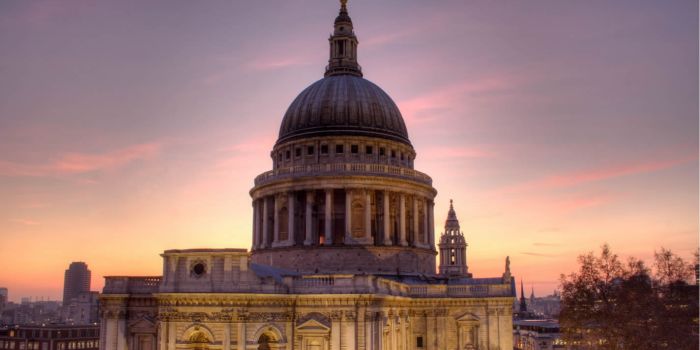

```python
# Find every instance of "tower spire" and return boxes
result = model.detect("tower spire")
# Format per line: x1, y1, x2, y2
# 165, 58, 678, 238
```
519, 279, 528, 313
325, 0, 362, 77
438, 200, 469, 277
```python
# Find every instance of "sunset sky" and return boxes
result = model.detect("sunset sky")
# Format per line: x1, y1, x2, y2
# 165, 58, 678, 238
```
0, 0, 697, 302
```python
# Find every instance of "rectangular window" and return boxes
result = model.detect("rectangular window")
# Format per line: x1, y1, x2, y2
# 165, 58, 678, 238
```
366, 146, 373, 154
379, 147, 385, 156
321, 144, 329, 154
307, 146, 314, 155
416, 336, 424, 348
351, 145, 359, 154
285, 150, 290, 160
295, 148, 301, 157
336, 144, 344, 154
391, 150, 396, 158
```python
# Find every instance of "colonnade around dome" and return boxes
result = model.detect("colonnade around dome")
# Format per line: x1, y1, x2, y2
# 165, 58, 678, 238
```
250, 188, 435, 250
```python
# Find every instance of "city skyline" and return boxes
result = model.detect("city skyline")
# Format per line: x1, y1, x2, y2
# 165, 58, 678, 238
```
0, 0, 697, 302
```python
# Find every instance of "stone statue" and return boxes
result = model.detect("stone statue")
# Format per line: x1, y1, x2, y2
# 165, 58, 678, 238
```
502, 256, 512, 283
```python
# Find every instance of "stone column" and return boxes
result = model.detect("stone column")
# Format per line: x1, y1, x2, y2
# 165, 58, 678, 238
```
273, 195, 280, 245
423, 199, 429, 246
237, 321, 246, 350
331, 316, 341, 349
262, 197, 269, 248
325, 189, 333, 245
391, 316, 397, 350
364, 190, 372, 242
252, 200, 259, 249
304, 191, 314, 245
288, 191, 295, 245
399, 194, 407, 246
364, 313, 373, 350
412, 197, 419, 247
252, 199, 258, 249
158, 321, 167, 350
377, 315, 384, 349
167, 321, 176, 350
343, 314, 356, 350
428, 200, 435, 247
102, 318, 115, 350
345, 188, 353, 244
223, 323, 231, 350
116, 317, 126, 350
426, 313, 435, 350
383, 191, 392, 245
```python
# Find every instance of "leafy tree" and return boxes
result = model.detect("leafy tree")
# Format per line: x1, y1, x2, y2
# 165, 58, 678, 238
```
559, 245, 698, 350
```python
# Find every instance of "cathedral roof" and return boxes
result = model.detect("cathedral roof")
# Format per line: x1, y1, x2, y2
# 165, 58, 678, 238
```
277, 75, 410, 145
275, 0, 411, 146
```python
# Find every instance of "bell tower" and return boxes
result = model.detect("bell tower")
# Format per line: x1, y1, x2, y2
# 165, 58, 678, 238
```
438, 200, 469, 276
325, 0, 362, 77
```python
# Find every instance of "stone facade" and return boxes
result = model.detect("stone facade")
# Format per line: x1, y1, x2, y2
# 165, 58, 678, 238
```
101, 249, 515, 350
99, 2, 515, 349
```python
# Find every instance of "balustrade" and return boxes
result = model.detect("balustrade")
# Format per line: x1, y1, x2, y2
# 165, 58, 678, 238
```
254, 162, 432, 186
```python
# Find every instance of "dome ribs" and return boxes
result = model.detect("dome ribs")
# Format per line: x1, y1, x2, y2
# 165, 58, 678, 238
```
276, 75, 411, 146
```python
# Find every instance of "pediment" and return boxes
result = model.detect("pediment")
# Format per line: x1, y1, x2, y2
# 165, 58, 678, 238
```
296, 319, 331, 333
455, 312, 480, 324
128, 317, 156, 330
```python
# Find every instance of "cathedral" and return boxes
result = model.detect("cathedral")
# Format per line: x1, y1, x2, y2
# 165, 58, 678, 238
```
99, 2, 516, 349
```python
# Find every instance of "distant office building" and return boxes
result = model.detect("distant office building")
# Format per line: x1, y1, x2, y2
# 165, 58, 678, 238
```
61, 292, 99, 325
0, 325, 99, 350
0, 289, 7, 312
0, 300, 62, 326
62, 263, 90, 304
529, 291, 561, 318
513, 319, 576, 350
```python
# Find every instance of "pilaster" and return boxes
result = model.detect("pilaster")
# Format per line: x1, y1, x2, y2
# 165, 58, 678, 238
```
325, 189, 333, 245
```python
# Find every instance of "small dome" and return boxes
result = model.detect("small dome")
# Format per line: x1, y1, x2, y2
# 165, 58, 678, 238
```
277, 75, 410, 145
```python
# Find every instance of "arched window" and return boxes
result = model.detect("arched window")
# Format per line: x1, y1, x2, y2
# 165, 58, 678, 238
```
188, 331, 210, 350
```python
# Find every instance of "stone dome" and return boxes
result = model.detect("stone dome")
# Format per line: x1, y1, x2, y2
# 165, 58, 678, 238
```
277, 75, 411, 145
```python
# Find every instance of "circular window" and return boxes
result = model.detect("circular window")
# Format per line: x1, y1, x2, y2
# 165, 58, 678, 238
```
192, 263, 206, 277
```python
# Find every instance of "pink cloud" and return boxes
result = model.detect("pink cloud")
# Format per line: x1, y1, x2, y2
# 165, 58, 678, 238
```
9, 219, 41, 226
552, 194, 613, 212
419, 145, 497, 159
0, 143, 161, 177
398, 77, 515, 125
247, 57, 313, 71
500, 154, 697, 193
363, 31, 412, 48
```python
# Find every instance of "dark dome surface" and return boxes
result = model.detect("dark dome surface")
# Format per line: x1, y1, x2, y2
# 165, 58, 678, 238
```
277, 75, 410, 145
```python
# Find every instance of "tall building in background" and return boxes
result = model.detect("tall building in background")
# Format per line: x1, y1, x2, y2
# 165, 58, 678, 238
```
0, 288, 7, 311
99, 2, 515, 349
62, 262, 91, 304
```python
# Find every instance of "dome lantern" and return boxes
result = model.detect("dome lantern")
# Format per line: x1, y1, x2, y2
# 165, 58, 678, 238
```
325, 0, 362, 78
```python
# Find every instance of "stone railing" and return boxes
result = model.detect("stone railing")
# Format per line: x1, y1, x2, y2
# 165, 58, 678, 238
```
284, 275, 511, 298
408, 283, 513, 298
284, 275, 408, 295
103, 276, 162, 294
254, 163, 432, 186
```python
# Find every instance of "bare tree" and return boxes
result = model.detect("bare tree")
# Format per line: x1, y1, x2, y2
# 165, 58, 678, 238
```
559, 245, 698, 350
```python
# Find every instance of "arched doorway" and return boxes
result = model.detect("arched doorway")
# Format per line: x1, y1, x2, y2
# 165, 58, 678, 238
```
257, 333, 273, 350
